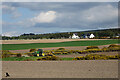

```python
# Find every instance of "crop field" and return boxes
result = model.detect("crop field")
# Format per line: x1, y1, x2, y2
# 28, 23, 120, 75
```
2, 39, 119, 50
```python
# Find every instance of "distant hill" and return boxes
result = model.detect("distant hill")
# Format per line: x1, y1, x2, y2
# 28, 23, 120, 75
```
2, 28, 120, 40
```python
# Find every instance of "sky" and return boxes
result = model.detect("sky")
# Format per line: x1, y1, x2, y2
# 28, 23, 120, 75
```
1, 2, 118, 36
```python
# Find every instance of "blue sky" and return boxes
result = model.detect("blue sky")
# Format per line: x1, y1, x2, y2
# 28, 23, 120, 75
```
2, 2, 118, 36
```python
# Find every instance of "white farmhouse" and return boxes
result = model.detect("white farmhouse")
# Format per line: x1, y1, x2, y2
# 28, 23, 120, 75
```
89, 34, 95, 38
72, 33, 80, 39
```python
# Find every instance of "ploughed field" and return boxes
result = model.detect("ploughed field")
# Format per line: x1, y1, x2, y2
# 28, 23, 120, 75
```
2, 60, 118, 78
2, 39, 119, 50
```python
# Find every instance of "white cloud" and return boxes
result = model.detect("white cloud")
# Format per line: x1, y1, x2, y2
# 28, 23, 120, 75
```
82, 4, 118, 23
2, 3, 118, 34
2, 4, 21, 18
11, 11, 22, 18
2, 20, 35, 28
2, 0, 119, 2
2, 5, 16, 13
31, 11, 57, 23
2, 31, 18, 37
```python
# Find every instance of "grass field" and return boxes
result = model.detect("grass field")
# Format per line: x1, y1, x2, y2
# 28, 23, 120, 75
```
2, 39, 119, 50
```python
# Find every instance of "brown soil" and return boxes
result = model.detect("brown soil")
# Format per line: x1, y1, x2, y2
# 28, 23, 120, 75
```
2, 60, 118, 78
2, 39, 110, 44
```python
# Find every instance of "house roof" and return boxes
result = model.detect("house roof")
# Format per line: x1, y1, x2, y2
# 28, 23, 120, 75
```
73, 33, 78, 36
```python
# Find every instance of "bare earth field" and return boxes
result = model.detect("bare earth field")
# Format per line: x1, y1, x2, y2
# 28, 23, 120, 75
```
2, 39, 110, 44
2, 60, 118, 78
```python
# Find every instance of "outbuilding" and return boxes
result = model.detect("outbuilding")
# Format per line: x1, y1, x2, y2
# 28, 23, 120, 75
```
71, 33, 80, 39
89, 34, 95, 38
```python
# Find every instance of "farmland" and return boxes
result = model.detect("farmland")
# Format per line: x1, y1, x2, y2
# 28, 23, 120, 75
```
2, 39, 119, 78
2, 43, 120, 61
2, 60, 118, 78
2, 39, 119, 50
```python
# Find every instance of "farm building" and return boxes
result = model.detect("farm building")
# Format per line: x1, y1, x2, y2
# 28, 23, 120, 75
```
81, 33, 95, 39
89, 34, 95, 38
82, 34, 88, 39
71, 33, 80, 39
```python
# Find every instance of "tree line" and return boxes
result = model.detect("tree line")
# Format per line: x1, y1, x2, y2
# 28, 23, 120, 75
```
2, 28, 120, 40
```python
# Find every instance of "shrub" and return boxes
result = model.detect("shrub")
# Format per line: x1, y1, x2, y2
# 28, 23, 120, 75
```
24, 59, 32, 61
54, 52, 62, 55
86, 46, 99, 49
108, 55, 119, 59
108, 44, 120, 48
25, 52, 33, 56
29, 49, 37, 52
73, 54, 119, 60
16, 53, 22, 57
108, 47, 120, 51
37, 56, 60, 61
87, 49, 102, 53
63, 52, 69, 54
74, 56, 85, 60
57, 48, 65, 50
102, 47, 110, 52
2, 50, 12, 58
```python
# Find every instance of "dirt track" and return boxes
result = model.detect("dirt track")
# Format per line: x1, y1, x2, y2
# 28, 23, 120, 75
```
2, 39, 110, 44
2, 60, 118, 78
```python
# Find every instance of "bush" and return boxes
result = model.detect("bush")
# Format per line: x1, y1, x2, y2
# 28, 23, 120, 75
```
37, 56, 60, 61
108, 44, 120, 48
87, 49, 102, 53
108, 47, 120, 51
25, 52, 33, 56
108, 55, 119, 59
16, 53, 22, 57
86, 46, 99, 49
73, 54, 119, 60
24, 59, 32, 61
29, 49, 37, 52
57, 48, 65, 50
63, 52, 69, 54
101, 45, 120, 52
54, 52, 62, 55
102, 47, 110, 52
2, 50, 12, 58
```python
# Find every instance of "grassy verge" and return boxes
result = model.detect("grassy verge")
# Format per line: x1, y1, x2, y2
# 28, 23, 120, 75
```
2, 57, 74, 61
2, 56, 43, 61
2, 39, 119, 50
61, 57, 74, 60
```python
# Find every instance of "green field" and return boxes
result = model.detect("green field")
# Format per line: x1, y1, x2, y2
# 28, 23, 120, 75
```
2, 40, 119, 50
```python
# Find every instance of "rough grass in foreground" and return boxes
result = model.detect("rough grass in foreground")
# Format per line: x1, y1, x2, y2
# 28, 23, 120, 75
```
2, 56, 44, 61
2, 39, 119, 50
61, 57, 74, 60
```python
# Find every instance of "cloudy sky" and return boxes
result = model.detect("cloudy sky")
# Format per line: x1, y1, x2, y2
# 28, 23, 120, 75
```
2, 2, 118, 36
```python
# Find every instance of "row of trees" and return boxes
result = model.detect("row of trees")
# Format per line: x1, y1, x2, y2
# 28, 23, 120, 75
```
2, 28, 120, 40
